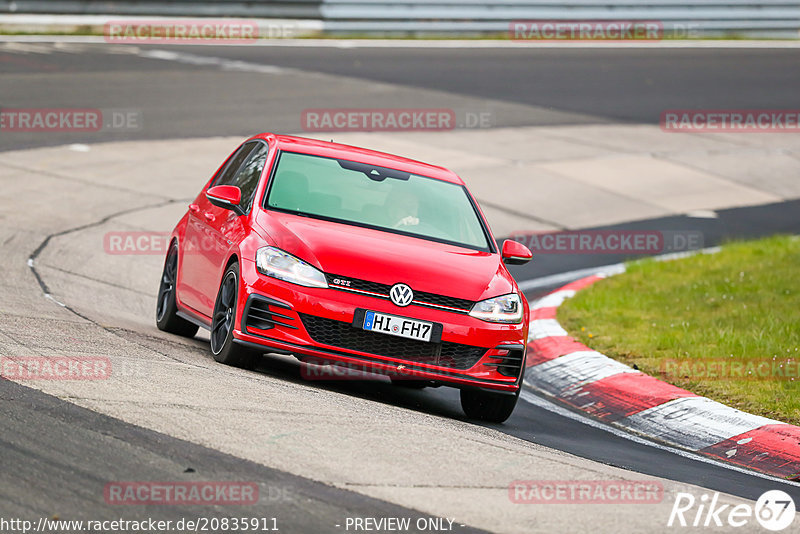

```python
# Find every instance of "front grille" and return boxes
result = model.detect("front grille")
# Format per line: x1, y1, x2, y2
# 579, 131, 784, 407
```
327, 274, 391, 296
413, 290, 473, 311
299, 313, 487, 370
325, 273, 474, 312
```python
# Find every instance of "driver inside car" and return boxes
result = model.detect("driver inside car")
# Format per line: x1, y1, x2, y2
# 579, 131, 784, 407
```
388, 189, 420, 228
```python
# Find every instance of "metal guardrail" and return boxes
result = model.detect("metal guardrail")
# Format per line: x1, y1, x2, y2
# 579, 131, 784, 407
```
2, 0, 799, 34
0, 1, 323, 18
321, 0, 800, 34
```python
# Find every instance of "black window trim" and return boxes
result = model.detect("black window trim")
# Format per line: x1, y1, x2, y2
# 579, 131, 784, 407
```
211, 139, 270, 216
211, 141, 258, 188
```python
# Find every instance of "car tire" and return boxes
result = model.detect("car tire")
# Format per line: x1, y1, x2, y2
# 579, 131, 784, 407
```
460, 387, 520, 423
210, 262, 259, 369
156, 242, 199, 338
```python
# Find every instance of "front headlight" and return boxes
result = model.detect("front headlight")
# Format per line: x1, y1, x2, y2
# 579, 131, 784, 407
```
255, 247, 328, 288
469, 293, 523, 324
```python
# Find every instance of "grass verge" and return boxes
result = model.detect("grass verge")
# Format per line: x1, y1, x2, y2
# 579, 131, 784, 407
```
558, 235, 800, 425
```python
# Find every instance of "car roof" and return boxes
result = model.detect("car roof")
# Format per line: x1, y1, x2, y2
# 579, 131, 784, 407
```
249, 133, 465, 185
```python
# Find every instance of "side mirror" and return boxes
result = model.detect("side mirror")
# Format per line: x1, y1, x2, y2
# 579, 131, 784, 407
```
501, 239, 533, 265
206, 185, 244, 216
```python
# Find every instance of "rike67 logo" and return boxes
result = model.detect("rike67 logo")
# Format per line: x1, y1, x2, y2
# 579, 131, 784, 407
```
668, 490, 795, 531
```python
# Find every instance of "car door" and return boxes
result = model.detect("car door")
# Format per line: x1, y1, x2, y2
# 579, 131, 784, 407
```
199, 141, 271, 306
179, 142, 257, 317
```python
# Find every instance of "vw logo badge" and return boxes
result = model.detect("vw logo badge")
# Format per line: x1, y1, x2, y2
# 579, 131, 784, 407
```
390, 283, 414, 307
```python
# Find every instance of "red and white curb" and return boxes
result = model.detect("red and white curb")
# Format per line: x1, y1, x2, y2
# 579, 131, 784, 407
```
524, 274, 800, 480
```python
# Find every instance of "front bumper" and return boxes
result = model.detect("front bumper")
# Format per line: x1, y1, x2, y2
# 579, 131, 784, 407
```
233, 258, 527, 392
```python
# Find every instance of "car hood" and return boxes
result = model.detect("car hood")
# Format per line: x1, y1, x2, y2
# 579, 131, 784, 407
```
254, 211, 515, 302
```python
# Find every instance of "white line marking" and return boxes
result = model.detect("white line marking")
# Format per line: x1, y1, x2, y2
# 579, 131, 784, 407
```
519, 246, 722, 292
620, 396, 780, 451
312, 39, 800, 50
527, 350, 639, 394
518, 264, 626, 292
519, 389, 800, 490
531, 289, 575, 309
44, 293, 66, 307
652, 246, 722, 263
686, 210, 719, 219
528, 319, 568, 341
4, 35, 800, 48
137, 49, 287, 74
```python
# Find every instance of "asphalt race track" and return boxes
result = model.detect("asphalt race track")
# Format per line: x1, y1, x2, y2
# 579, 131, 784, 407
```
2, 40, 800, 532
3, 41, 800, 148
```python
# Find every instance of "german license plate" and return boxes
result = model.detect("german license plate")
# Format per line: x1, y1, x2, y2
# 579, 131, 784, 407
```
362, 310, 433, 342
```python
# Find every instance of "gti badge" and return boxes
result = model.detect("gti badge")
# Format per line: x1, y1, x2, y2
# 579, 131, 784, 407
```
390, 283, 414, 307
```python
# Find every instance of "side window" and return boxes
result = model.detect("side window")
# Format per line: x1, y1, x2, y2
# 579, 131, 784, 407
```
231, 143, 269, 211
213, 142, 257, 187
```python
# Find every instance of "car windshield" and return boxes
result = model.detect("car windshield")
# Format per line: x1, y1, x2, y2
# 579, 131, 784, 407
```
265, 151, 491, 251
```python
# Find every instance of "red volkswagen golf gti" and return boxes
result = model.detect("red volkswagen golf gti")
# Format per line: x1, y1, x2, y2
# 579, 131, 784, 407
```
156, 133, 532, 422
